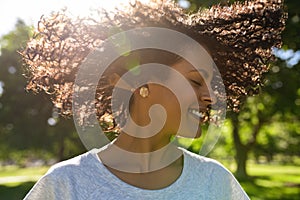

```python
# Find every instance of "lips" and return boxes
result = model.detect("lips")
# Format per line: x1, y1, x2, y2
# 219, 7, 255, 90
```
188, 108, 206, 121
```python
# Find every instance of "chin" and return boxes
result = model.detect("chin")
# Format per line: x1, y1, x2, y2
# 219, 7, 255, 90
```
177, 128, 202, 139
194, 131, 202, 138
191, 131, 202, 139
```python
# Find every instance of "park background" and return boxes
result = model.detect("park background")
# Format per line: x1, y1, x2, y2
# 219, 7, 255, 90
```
0, 0, 299, 199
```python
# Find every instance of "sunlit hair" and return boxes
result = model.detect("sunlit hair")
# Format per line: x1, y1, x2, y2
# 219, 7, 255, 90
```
21, 0, 286, 131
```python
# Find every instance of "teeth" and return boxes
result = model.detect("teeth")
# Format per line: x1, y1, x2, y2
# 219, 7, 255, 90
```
189, 109, 203, 118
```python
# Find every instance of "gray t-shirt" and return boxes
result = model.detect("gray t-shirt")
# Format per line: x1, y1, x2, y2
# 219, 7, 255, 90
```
24, 148, 250, 200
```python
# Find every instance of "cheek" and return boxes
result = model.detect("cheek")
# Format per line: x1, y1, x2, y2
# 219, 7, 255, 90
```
162, 93, 181, 124
181, 88, 199, 106
165, 87, 198, 117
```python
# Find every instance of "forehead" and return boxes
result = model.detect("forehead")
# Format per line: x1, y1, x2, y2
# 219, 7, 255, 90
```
171, 59, 214, 77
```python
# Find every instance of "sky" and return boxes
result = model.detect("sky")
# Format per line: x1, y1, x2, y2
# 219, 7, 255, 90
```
0, 0, 191, 38
0, 0, 132, 37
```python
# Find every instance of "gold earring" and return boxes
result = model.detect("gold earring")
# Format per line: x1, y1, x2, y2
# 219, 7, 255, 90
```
139, 86, 149, 98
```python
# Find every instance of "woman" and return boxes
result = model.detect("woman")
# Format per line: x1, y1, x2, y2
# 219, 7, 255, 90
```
22, 0, 286, 199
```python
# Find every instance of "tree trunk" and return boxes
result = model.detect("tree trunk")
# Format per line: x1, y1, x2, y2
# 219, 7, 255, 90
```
231, 112, 264, 179
231, 113, 249, 179
58, 134, 65, 161
235, 144, 249, 179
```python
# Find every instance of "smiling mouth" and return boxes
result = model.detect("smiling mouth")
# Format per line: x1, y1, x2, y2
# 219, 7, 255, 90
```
188, 108, 206, 121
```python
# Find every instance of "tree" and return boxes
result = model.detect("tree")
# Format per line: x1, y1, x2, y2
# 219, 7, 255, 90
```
231, 0, 300, 178
0, 20, 85, 164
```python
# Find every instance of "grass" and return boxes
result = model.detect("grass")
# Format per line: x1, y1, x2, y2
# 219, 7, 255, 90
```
241, 163, 300, 200
0, 163, 299, 199
0, 166, 48, 199
0, 165, 49, 177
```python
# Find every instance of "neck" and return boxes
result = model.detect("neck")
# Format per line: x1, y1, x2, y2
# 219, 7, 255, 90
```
114, 130, 171, 153
98, 132, 182, 173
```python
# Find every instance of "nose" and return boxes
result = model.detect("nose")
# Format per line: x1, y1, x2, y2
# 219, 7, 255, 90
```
200, 87, 217, 106
200, 94, 217, 106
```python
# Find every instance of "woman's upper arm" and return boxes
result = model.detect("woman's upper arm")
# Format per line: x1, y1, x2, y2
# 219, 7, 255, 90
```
23, 167, 73, 200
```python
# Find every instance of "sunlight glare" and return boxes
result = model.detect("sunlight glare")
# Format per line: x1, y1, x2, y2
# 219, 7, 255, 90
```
62, 0, 149, 17
0, 81, 4, 97
0, 0, 151, 37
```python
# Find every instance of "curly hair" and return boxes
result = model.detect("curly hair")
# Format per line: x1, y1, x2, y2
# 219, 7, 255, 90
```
21, 0, 286, 130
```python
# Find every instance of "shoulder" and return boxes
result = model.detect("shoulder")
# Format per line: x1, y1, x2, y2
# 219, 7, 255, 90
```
24, 150, 102, 199
181, 148, 236, 180
47, 150, 93, 175
43, 149, 103, 184
181, 148, 250, 199
181, 148, 229, 172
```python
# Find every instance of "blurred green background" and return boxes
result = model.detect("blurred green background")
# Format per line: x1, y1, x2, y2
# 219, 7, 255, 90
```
0, 0, 299, 199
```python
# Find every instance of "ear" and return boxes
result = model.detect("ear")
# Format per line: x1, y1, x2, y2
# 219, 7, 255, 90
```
108, 73, 133, 91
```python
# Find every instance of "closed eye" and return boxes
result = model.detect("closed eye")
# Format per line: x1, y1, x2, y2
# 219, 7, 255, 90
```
190, 79, 202, 86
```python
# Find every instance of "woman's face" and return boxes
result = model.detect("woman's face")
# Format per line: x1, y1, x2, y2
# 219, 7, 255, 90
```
144, 59, 216, 138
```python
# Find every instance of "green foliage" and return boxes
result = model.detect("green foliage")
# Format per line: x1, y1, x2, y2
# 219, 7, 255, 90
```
0, 20, 33, 52
282, 0, 300, 50
177, 0, 244, 12
0, 20, 86, 163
